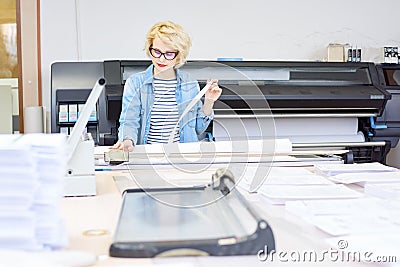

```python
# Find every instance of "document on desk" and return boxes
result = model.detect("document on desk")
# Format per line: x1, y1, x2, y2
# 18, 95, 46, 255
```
286, 197, 400, 236
131, 167, 218, 188
314, 162, 398, 176
237, 166, 334, 192
326, 171, 400, 186
131, 138, 290, 154
364, 182, 400, 199
128, 138, 291, 162
98, 139, 344, 169
258, 184, 362, 205
285, 197, 389, 217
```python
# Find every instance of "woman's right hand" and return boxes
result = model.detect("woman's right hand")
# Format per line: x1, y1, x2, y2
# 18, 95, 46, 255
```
111, 139, 134, 152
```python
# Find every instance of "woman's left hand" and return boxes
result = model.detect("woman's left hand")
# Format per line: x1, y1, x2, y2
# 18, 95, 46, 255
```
205, 79, 222, 102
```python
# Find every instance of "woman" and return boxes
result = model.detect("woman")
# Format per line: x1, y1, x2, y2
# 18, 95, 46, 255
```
112, 21, 222, 151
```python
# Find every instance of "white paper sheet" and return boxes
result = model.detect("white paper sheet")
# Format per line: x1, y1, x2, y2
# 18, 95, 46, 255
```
314, 162, 398, 176
365, 182, 400, 199
257, 184, 362, 205
286, 197, 400, 237
213, 117, 364, 143
327, 171, 400, 185
238, 166, 334, 192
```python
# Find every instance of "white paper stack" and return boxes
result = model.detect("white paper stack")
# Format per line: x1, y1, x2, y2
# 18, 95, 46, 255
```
364, 182, 400, 199
237, 166, 334, 192
286, 197, 400, 236
327, 172, 400, 186
120, 139, 292, 166
236, 165, 361, 204
0, 134, 67, 251
258, 184, 362, 205
314, 162, 398, 176
315, 162, 400, 189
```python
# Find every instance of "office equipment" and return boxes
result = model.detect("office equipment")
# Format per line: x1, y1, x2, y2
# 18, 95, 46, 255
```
286, 197, 400, 236
64, 78, 106, 197
51, 60, 395, 164
51, 62, 107, 145
108, 138, 296, 193
63, 164, 400, 266
55, 89, 99, 143
110, 169, 275, 258
374, 64, 400, 152
203, 61, 391, 163
371, 64, 400, 168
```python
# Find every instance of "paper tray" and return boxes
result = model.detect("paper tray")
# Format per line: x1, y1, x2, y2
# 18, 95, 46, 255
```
109, 172, 275, 258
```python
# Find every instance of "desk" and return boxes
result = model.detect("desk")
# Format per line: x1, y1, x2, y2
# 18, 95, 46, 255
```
60, 171, 379, 267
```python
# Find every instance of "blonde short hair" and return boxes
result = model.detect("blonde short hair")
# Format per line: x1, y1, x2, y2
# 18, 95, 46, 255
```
145, 21, 191, 68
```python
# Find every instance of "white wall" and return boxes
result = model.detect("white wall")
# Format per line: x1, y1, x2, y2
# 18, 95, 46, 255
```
40, 0, 400, 110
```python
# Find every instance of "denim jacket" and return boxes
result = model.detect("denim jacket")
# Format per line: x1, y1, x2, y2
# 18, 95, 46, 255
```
118, 64, 213, 145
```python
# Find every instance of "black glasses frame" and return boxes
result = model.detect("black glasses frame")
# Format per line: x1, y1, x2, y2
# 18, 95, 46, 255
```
149, 47, 179, 60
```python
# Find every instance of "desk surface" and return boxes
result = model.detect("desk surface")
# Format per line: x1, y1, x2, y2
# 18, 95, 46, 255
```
60, 170, 379, 267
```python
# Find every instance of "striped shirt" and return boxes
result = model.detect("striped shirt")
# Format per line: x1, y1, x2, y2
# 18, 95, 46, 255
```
147, 78, 180, 144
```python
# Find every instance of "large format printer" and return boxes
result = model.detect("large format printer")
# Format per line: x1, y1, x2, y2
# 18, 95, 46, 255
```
51, 60, 400, 163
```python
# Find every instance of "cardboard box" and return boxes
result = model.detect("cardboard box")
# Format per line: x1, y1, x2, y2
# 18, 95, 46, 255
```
327, 43, 346, 62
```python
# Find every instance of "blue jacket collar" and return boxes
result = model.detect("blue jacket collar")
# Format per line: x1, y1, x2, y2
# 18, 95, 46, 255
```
144, 64, 183, 84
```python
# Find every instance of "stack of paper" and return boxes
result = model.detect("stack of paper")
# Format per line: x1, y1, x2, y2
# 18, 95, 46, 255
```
314, 162, 397, 176
258, 184, 362, 205
315, 162, 400, 190
327, 172, 400, 186
0, 134, 67, 251
286, 195, 400, 260
364, 182, 400, 199
235, 165, 362, 204
237, 166, 334, 192
286, 197, 400, 236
